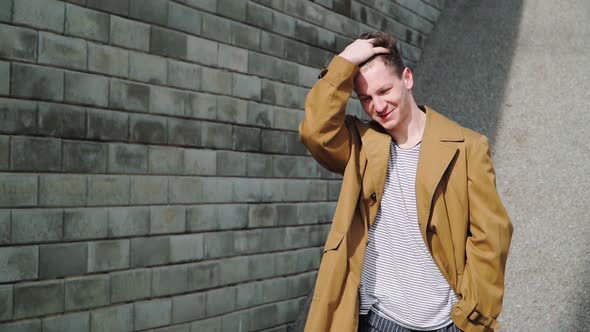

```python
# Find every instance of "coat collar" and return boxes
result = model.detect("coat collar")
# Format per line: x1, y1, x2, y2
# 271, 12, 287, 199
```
355, 105, 464, 240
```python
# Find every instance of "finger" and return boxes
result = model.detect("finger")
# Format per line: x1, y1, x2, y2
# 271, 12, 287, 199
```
372, 46, 391, 54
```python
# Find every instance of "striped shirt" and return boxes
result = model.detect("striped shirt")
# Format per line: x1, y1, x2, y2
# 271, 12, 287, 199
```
359, 141, 458, 330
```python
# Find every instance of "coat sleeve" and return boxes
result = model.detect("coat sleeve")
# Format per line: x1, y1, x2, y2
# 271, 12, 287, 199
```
299, 56, 359, 175
453, 135, 514, 332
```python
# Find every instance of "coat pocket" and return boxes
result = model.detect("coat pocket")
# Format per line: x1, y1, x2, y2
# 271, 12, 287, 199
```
323, 230, 346, 252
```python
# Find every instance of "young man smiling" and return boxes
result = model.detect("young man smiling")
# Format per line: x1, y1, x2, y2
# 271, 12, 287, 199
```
299, 32, 513, 332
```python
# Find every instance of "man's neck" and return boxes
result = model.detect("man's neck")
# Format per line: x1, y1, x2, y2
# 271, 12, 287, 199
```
388, 104, 426, 149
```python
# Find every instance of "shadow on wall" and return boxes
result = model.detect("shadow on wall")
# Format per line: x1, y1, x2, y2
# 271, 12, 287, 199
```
413, 0, 524, 147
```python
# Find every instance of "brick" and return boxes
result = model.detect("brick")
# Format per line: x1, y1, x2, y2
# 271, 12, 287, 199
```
231, 21, 260, 50
130, 0, 168, 25
187, 261, 220, 290
88, 239, 130, 272
130, 113, 167, 144
134, 298, 171, 330
171, 293, 206, 324
168, 1, 201, 35
88, 43, 128, 77
246, 2, 272, 29
185, 92, 216, 120
216, 151, 246, 176
272, 11, 295, 36
87, 108, 129, 141
203, 231, 235, 258
148, 146, 183, 174
217, 95, 247, 123
110, 269, 151, 303
13, 280, 64, 319
154, 324, 191, 332
261, 277, 288, 302
13, 0, 64, 33
130, 236, 171, 267
247, 101, 273, 127
232, 73, 261, 100
0, 174, 37, 207
150, 26, 188, 59
233, 126, 261, 151
65, 71, 109, 107
87, 175, 130, 206
170, 233, 203, 263
109, 80, 150, 112
176, 0, 217, 11
284, 38, 309, 64
39, 174, 87, 206
0, 136, 6, 170
167, 60, 201, 91
152, 264, 188, 296
218, 44, 248, 72
328, 180, 341, 200
261, 129, 286, 153
317, 27, 337, 50
10, 136, 61, 171
221, 310, 250, 331
0, 285, 12, 321
62, 141, 107, 173
217, 0, 246, 20
295, 20, 318, 45
0, 98, 36, 135
0, 24, 37, 62
168, 177, 202, 204
63, 208, 108, 240
90, 304, 134, 332
37, 102, 85, 138
261, 31, 285, 57
201, 12, 231, 43
65, 4, 109, 42
218, 256, 248, 284
12, 209, 62, 244
247, 153, 272, 177
200, 67, 232, 94
39, 32, 87, 70
0, 61, 9, 96
286, 131, 308, 154
42, 312, 89, 332
0, 210, 9, 243
39, 242, 86, 278
0, 319, 41, 332
150, 205, 186, 234
129, 175, 168, 204
65, 275, 109, 310
236, 281, 264, 309
129, 51, 167, 84
248, 204, 276, 227
186, 35, 218, 67
275, 204, 298, 226
206, 286, 235, 316
108, 206, 149, 237
184, 149, 216, 175
168, 118, 201, 147
150, 87, 186, 116
217, 204, 248, 229
0, 0, 12, 23
108, 143, 148, 173
11, 63, 64, 101
190, 317, 221, 331
249, 253, 275, 279
298, 64, 318, 88
0, 246, 37, 282
274, 107, 301, 131
110, 15, 149, 51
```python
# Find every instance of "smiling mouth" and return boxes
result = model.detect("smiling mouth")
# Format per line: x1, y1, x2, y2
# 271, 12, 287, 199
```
378, 108, 394, 118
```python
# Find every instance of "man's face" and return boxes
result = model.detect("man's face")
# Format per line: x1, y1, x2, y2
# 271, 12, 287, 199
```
354, 58, 413, 132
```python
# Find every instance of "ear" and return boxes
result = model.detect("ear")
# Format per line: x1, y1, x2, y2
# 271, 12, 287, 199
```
402, 67, 414, 90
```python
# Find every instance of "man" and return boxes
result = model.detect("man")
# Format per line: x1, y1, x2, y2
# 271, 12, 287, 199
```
298, 32, 513, 332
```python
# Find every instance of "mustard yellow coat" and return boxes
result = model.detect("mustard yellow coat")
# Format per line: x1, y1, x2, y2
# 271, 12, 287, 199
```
299, 56, 513, 332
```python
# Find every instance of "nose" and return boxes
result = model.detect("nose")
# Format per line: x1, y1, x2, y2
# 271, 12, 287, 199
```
373, 96, 387, 113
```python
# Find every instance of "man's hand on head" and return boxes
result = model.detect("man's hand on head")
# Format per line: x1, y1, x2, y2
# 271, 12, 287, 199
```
338, 38, 391, 65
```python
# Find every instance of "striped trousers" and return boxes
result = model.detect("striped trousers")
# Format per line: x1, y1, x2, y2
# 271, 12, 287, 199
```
358, 309, 463, 332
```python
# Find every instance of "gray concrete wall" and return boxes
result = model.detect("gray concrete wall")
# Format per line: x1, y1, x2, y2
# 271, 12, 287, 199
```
0, 0, 445, 331
414, 0, 590, 330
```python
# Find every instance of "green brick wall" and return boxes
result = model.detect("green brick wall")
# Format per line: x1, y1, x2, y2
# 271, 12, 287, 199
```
0, 0, 445, 331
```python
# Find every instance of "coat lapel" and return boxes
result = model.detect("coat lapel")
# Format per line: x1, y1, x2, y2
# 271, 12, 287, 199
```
416, 106, 464, 243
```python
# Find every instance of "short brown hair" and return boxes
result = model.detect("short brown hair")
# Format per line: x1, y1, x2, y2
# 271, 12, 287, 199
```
358, 31, 404, 77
